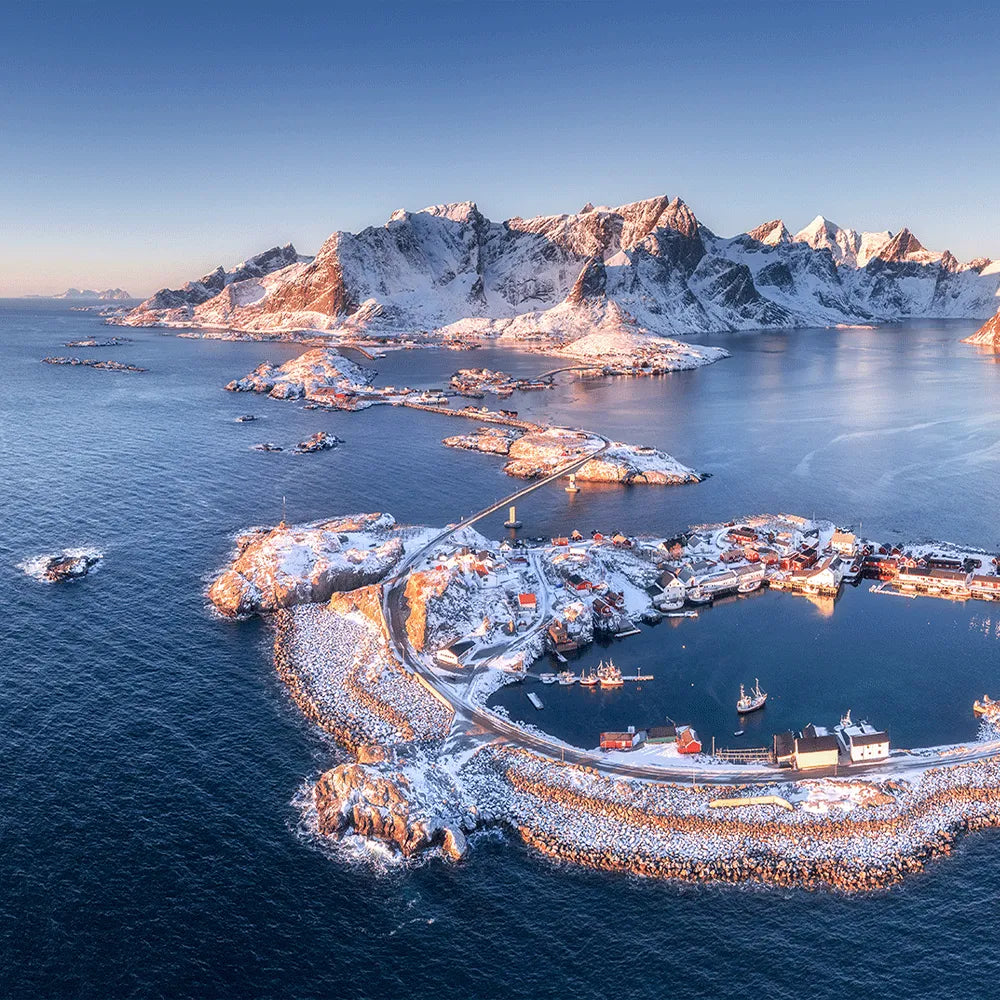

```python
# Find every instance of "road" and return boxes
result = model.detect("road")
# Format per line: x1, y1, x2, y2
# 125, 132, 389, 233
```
379, 436, 1000, 787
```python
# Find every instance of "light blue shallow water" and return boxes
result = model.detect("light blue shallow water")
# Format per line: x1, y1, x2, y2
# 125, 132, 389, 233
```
3, 302, 1000, 999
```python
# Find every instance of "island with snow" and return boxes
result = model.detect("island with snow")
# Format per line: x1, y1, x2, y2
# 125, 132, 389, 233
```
207, 508, 1000, 891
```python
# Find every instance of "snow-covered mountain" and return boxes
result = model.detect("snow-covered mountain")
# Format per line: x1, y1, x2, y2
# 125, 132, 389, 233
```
117, 196, 1000, 344
47, 287, 134, 300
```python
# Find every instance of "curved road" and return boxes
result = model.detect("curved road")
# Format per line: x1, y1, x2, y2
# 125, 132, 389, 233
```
380, 437, 1000, 786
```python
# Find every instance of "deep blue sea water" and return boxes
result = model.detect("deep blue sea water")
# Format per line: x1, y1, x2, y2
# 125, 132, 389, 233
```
3, 302, 1000, 999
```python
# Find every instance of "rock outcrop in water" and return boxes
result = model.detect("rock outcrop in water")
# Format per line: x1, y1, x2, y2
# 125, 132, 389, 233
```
19, 549, 103, 583
224, 346, 375, 400
208, 513, 403, 616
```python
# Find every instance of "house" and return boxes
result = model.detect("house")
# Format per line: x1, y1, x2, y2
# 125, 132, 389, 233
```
830, 531, 857, 557
547, 620, 578, 652
727, 526, 758, 545
793, 734, 840, 770
646, 724, 677, 744
571, 529, 584, 541
600, 729, 643, 751
756, 547, 780, 566
847, 730, 890, 761
719, 547, 744, 563
836, 719, 890, 762
927, 555, 965, 571
656, 573, 686, 604
611, 532, 632, 548
517, 593, 537, 610
435, 637, 477, 668
676, 727, 702, 754
566, 573, 592, 592
551, 536, 569, 547
773, 731, 796, 767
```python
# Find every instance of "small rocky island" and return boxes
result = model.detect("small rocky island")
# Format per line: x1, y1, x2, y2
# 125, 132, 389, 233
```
20, 549, 103, 583
444, 425, 702, 484
42, 357, 146, 372
64, 336, 133, 348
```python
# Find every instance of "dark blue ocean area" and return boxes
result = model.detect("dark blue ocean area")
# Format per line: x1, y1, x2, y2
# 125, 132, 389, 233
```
3, 300, 1000, 999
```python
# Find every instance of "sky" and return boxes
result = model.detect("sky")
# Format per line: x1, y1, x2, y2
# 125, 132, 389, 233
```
2, 0, 999, 296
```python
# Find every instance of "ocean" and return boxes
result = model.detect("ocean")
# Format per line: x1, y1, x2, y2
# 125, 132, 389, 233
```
3, 302, 1000, 999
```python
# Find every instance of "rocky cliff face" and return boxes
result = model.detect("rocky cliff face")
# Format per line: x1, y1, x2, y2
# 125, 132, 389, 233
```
208, 513, 403, 616
117, 197, 1000, 340
963, 307, 1000, 346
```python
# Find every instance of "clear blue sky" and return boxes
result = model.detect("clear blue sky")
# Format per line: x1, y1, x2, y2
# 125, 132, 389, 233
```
2, 0, 998, 296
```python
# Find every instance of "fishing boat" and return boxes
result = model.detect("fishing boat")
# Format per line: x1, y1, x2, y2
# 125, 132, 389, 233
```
578, 668, 599, 688
736, 678, 768, 714
666, 610, 698, 619
540, 672, 557, 685
597, 660, 624, 688
557, 669, 577, 686
737, 579, 761, 594
733, 729, 745, 737
687, 587, 712, 605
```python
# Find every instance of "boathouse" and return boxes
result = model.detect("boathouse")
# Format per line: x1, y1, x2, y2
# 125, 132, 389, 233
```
970, 575, 1000, 598
793, 734, 840, 770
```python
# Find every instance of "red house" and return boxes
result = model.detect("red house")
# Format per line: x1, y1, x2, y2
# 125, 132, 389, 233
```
676, 727, 702, 754
517, 593, 537, 609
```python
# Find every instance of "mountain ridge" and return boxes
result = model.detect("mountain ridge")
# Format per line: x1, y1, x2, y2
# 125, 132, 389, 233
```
116, 196, 1000, 346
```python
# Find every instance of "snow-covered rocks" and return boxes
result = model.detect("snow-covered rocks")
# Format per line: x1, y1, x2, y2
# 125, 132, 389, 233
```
208, 513, 403, 616
19, 548, 103, 583
225, 346, 375, 400
505, 427, 700, 484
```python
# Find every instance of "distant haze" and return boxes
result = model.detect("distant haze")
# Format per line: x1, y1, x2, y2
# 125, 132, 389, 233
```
1, 0, 998, 296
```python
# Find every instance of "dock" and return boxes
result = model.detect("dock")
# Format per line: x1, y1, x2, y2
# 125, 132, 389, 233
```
622, 674, 654, 682
527, 692, 544, 710
870, 582, 917, 599
615, 627, 642, 638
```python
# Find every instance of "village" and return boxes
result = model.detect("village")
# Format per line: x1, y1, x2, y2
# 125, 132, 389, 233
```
412, 510, 1000, 776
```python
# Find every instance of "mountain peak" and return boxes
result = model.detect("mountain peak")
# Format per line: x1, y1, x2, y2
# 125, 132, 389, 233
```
418, 201, 482, 225
747, 219, 790, 246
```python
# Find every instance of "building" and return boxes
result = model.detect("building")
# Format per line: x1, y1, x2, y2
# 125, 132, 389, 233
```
566, 573, 592, 592
970, 574, 1000, 599
727, 526, 758, 545
646, 724, 677, 744
698, 569, 739, 596
600, 729, 643, 750
830, 531, 857, 557
435, 637, 477, 668
517, 593, 537, 610
733, 563, 766, 587
773, 731, 796, 766
836, 718, 890, 762
793, 734, 840, 770
547, 620, 578, 652
676, 727, 702, 754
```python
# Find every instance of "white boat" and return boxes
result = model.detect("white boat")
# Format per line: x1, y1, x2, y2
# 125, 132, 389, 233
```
737, 678, 767, 714
666, 610, 698, 619
687, 588, 712, 605
738, 579, 761, 594
557, 670, 577, 686
578, 669, 599, 688
540, 672, 557, 685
